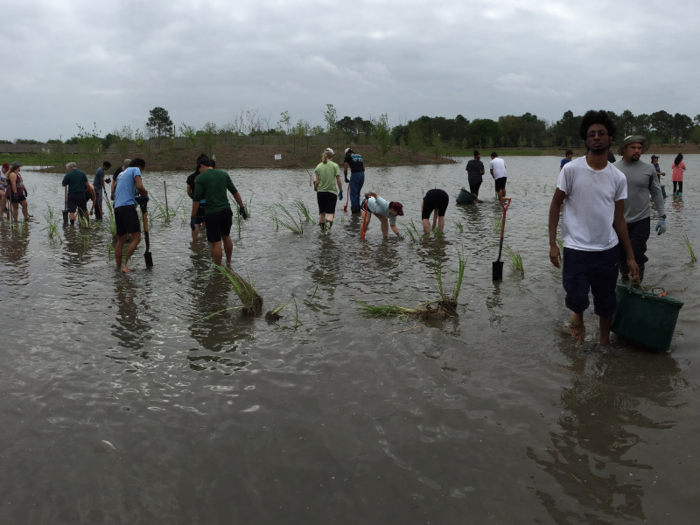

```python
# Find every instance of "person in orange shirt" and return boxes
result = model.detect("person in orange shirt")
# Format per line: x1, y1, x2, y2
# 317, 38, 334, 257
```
671, 153, 686, 196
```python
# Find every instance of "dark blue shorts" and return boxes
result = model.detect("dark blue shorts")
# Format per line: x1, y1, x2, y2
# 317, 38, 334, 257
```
562, 246, 619, 317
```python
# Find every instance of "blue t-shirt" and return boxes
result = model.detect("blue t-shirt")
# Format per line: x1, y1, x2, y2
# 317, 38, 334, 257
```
114, 167, 141, 208
560, 158, 572, 168
93, 167, 105, 188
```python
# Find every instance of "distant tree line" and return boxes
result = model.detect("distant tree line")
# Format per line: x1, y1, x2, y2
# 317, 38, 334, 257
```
10, 107, 700, 160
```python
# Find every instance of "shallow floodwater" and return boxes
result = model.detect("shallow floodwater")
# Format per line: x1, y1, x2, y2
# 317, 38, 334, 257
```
0, 156, 698, 524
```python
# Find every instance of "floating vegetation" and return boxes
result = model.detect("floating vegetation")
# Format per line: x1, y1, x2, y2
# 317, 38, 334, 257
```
294, 200, 316, 224
215, 265, 263, 315
455, 221, 463, 233
354, 300, 451, 320
682, 234, 697, 262
505, 245, 524, 275
276, 204, 304, 234
42, 205, 62, 244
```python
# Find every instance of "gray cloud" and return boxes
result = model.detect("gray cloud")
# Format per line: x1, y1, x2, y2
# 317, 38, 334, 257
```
1, 0, 698, 140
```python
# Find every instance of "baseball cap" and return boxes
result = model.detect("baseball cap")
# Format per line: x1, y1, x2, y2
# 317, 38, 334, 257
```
2, 162, 9, 169
324, 148, 335, 155
345, 148, 353, 154
11, 161, 22, 168
389, 201, 404, 216
651, 154, 659, 160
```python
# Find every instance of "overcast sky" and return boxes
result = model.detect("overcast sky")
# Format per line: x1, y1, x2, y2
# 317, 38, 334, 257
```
2, 0, 698, 141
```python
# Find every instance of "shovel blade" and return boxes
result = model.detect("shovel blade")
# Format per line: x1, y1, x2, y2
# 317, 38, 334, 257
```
144, 251, 153, 268
492, 261, 504, 281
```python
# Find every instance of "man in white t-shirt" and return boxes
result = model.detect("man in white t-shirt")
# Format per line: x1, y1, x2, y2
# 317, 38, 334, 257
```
548, 110, 638, 345
489, 152, 507, 200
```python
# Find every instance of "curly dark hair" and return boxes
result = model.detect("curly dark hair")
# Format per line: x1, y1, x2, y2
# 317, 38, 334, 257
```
579, 110, 617, 141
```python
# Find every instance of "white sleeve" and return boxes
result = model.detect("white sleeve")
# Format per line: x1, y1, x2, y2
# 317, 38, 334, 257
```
615, 175, 627, 201
556, 168, 569, 194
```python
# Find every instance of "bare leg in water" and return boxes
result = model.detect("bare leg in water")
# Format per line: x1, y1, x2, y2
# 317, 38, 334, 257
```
115, 232, 141, 273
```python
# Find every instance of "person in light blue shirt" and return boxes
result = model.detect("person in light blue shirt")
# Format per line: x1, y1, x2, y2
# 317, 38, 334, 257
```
113, 159, 149, 273
362, 191, 404, 238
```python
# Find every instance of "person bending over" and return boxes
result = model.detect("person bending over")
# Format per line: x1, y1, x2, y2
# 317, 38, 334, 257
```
362, 191, 403, 238
421, 188, 449, 234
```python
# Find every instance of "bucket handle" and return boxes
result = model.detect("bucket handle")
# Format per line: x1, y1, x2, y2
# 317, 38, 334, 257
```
651, 287, 667, 297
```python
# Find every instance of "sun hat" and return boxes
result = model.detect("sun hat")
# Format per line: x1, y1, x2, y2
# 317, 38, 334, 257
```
324, 148, 334, 155
389, 201, 404, 216
618, 135, 650, 156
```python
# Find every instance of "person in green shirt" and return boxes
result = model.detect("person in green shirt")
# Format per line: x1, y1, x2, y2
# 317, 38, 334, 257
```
191, 155, 247, 266
313, 148, 343, 235
62, 162, 95, 225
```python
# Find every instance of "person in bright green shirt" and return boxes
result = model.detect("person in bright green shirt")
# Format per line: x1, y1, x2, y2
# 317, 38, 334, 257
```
191, 155, 247, 266
313, 148, 343, 235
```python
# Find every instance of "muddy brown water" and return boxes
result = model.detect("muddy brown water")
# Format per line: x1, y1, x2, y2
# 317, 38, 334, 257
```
0, 157, 698, 524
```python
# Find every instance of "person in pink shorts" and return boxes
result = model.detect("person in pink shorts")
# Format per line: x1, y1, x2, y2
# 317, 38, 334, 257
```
671, 153, 686, 196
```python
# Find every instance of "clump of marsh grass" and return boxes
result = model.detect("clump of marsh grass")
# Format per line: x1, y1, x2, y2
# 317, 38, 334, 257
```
276, 204, 304, 234
216, 265, 263, 315
294, 200, 316, 224
455, 221, 463, 233
682, 233, 697, 262
434, 250, 467, 310
269, 206, 279, 231
505, 245, 524, 275
42, 205, 62, 244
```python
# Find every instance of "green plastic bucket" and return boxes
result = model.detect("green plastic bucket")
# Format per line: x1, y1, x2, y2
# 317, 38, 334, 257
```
611, 283, 683, 351
456, 187, 475, 205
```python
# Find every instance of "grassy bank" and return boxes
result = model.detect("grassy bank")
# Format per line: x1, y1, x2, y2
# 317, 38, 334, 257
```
26, 144, 453, 173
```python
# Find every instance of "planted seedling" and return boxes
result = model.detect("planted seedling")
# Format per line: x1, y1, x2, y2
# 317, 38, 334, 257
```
682, 233, 697, 262
215, 265, 263, 315
276, 204, 304, 234
294, 200, 316, 224
455, 221, 463, 233
42, 205, 62, 244
505, 245, 524, 275
434, 249, 467, 311
265, 297, 291, 321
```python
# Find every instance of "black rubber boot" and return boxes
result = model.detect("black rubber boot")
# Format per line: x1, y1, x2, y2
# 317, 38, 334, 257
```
319, 222, 326, 233
351, 206, 360, 214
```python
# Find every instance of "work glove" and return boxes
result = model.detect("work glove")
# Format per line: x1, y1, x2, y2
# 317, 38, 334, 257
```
239, 206, 248, 220
364, 192, 372, 200
345, 176, 350, 183
655, 218, 667, 235
338, 191, 343, 201
135, 196, 149, 205
190, 216, 197, 231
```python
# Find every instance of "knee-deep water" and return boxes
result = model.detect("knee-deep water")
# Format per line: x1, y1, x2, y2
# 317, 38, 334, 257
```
0, 156, 698, 524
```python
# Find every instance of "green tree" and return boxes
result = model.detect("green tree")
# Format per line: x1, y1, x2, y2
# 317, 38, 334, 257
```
278, 111, 291, 135
467, 119, 502, 148
76, 123, 103, 170
322, 104, 338, 146
180, 123, 198, 150
431, 129, 441, 157
146, 107, 174, 147
200, 122, 218, 156
372, 114, 393, 160
407, 126, 423, 159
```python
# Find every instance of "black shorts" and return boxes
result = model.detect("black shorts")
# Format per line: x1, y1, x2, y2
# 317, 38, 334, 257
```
67, 193, 87, 213
422, 189, 449, 220
495, 177, 507, 192
195, 203, 207, 225
563, 246, 618, 317
206, 208, 233, 243
115, 205, 141, 236
10, 194, 26, 204
317, 191, 338, 215
469, 181, 482, 196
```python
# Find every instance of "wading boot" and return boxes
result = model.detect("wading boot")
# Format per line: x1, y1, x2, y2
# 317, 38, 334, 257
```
325, 220, 333, 236
319, 222, 326, 234
351, 206, 360, 215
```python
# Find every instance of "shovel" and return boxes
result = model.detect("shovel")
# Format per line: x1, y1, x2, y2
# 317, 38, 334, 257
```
492, 197, 511, 281
138, 200, 154, 268
62, 187, 68, 224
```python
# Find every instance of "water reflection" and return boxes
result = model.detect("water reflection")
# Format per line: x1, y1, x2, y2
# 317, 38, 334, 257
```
0, 222, 30, 282
111, 274, 152, 354
528, 346, 682, 523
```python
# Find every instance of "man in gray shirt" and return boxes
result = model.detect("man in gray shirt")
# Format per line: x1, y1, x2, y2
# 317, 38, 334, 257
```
614, 135, 666, 282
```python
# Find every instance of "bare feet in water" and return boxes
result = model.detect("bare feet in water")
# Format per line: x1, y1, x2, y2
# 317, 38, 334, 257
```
121, 266, 132, 273
569, 312, 585, 343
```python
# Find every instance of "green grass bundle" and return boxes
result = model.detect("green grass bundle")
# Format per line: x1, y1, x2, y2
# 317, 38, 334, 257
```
42, 205, 62, 244
216, 265, 263, 315
275, 204, 304, 234
682, 234, 697, 262
505, 245, 524, 275
294, 200, 316, 224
